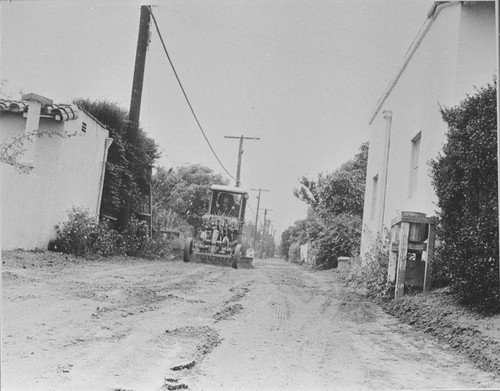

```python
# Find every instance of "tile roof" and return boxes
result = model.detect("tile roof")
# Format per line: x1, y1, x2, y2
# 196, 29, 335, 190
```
0, 100, 28, 113
0, 99, 79, 122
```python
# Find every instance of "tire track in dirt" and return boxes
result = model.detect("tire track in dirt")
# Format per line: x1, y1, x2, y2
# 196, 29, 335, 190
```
163, 273, 255, 390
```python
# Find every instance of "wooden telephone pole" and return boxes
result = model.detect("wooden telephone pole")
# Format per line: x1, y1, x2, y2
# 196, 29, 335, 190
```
119, 5, 151, 231
262, 209, 273, 237
224, 135, 260, 187
261, 208, 273, 259
250, 188, 270, 249
129, 6, 151, 128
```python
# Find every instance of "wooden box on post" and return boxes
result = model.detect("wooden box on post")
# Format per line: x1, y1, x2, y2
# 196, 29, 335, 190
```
387, 212, 437, 299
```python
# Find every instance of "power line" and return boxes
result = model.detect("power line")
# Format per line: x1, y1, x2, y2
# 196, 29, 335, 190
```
148, 7, 236, 181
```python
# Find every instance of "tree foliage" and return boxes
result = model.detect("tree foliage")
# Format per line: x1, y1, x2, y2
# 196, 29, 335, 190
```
294, 142, 368, 219
430, 81, 499, 312
286, 142, 368, 268
280, 210, 319, 259
313, 213, 362, 269
75, 99, 160, 227
152, 163, 228, 234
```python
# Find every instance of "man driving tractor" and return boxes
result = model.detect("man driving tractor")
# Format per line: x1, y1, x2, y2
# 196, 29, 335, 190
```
215, 193, 238, 217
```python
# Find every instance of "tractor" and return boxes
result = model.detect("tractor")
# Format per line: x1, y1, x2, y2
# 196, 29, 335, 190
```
183, 185, 253, 269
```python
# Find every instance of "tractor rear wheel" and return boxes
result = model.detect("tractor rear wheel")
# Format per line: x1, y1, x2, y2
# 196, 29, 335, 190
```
232, 244, 241, 269
183, 238, 193, 262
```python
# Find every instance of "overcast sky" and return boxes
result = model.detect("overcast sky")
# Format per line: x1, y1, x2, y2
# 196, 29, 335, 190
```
1, 0, 434, 237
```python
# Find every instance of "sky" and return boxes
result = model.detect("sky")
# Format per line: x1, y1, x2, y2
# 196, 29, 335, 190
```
1, 0, 434, 238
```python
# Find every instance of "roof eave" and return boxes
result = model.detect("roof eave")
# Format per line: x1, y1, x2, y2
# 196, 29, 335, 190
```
368, 1, 460, 125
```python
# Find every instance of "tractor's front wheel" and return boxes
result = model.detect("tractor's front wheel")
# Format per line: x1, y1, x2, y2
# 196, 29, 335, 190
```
183, 238, 193, 262
232, 244, 241, 269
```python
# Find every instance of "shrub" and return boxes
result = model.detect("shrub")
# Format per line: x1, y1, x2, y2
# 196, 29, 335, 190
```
430, 239, 451, 289
451, 256, 499, 312
430, 80, 499, 312
122, 217, 149, 256
314, 213, 362, 269
52, 207, 97, 256
51, 207, 172, 259
288, 242, 301, 263
343, 231, 393, 299
139, 234, 171, 259
90, 221, 124, 256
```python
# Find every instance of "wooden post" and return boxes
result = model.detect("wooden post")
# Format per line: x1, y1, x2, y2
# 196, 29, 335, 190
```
119, 5, 151, 231
129, 6, 151, 127
395, 222, 410, 299
387, 224, 399, 283
423, 220, 436, 292
250, 188, 270, 250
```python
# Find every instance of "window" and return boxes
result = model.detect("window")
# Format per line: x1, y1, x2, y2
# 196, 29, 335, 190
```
371, 174, 379, 220
409, 132, 421, 197
81, 121, 87, 133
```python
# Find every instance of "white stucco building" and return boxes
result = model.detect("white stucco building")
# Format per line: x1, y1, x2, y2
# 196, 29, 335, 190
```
1, 93, 112, 250
361, 1, 496, 254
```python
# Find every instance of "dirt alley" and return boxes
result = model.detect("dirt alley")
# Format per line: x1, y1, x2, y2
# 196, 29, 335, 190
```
2, 251, 500, 391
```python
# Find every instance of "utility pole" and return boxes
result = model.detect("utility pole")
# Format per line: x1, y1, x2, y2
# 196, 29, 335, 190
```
261, 209, 273, 259
224, 135, 260, 187
129, 5, 151, 128
262, 209, 273, 237
250, 188, 270, 249
119, 5, 151, 231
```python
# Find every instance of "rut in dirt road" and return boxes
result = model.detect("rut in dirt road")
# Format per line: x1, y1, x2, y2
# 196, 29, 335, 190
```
2, 252, 499, 391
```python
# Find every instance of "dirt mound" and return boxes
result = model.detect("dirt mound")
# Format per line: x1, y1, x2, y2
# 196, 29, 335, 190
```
379, 288, 500, 377
214, 303, 244, 322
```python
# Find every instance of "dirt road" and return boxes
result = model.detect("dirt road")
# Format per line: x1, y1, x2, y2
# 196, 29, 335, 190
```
2, 252, 499, 391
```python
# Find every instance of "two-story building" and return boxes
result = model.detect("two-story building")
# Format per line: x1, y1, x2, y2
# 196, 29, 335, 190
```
361, 1, 496, 254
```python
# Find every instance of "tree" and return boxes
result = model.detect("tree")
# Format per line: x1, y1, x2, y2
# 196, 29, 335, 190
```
288, 142, 368, 268
294, 142, 368, 219
430, 80, 499, 312
280, 212, 318, 260
152, 163, 228, 234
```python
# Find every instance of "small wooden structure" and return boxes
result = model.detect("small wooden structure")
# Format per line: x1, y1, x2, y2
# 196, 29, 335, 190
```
388, 212, 437, 298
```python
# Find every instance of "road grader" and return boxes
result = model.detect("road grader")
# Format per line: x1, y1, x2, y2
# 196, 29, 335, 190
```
183, 185, 253, 269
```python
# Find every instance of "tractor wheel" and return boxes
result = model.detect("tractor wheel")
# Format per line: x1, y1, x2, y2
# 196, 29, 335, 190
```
232, 244, 241, 269
183, 238, 193, 262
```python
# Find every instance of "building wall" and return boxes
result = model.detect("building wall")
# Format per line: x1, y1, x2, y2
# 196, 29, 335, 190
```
1, 111, 109, 250
361, 2, 496, 255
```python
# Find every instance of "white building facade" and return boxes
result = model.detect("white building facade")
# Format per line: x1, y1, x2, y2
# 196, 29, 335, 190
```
1, 93, 112, 250
361, 1, 496, 254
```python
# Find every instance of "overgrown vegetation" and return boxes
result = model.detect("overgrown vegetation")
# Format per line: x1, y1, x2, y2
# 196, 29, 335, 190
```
152, 164, 228, 235
342, 231, 393, 299
430, 81, 499, 312
75, 99, 160, 230
50, 207, 171, 258
282, 142, 368, 269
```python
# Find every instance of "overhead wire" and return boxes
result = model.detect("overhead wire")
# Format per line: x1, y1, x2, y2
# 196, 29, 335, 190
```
148, 7, 236, 182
